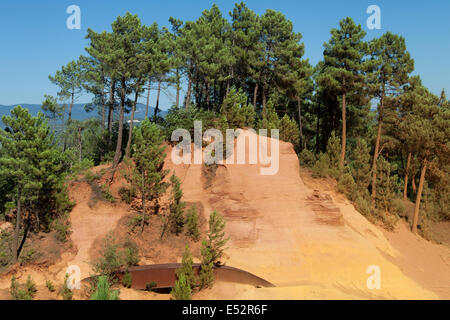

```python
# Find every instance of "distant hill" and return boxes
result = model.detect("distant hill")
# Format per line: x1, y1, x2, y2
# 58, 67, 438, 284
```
0, 103, 167, 126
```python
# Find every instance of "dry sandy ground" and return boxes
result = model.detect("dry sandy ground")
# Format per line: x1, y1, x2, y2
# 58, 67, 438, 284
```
0, 131, 448, 300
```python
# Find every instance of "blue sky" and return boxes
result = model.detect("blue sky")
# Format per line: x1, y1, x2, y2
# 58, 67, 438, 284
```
0, 0, 449, 109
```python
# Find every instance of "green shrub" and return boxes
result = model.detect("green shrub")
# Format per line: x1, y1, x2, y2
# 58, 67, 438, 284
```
185, 206, 200, 242
118, 186, 137, 204
84, 170, 101, 183
10, 275, 36, 300
122, 271, 132, 288
46, 280, 55, 292
311, 153, 331, 178
198, 240, 214, 289
52, 213, 72, 243
92, 234, 139, 278
337, 172, 356, 197
390, 199, 406, 217
60, 274, 73, 300
101, 184, 116, 203
91, 275, 119, 300
145, 281, 157, 291
171, 273, 192, 300
299, 149, 316, 167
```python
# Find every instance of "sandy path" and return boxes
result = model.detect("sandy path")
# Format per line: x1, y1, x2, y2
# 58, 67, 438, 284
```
51, 176, 131, 284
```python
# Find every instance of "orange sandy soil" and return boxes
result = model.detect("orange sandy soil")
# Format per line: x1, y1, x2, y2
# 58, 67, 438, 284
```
0, 131, 449, 300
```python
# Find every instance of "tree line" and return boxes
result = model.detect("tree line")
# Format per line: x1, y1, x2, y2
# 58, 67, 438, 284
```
1, 2, 449, 266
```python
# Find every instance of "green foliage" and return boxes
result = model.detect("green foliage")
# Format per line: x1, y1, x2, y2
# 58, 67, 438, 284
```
220, 87, 256, 129
0, 106, 71, 262
122, 271, 132, 288
52, 213, 72, 243
145, 282, 157, 291
311, 132, 341, 178
92, 234, 139, 277
118, 186, 137, 204
337, 172, 356, 197
349, 138, 371, 190
185, 206, 200, 242
198, 240, 214, 289
279, 114, 300, 148
10, 275, 36, 300
124, 120, 169, 231
171, 272, 192, 300
299, 149, 316, 167
59, 274, 73, 300
176, 244, 196, 289
206, 211, 229, 263
91, 275, 119, 300
100, 184, 116, 203
169, 175, 186, 235
46, 280, 55, 292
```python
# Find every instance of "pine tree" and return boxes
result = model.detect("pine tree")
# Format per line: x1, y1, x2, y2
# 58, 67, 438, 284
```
0, 106, 69, 263
367, 32, 414, 205
185, 206, 200, 242
350, 138, 371, 190
207, 211, 229, 264
198, 240, 214, 289
319, 17, 367, 168
176, 244, 196, 289
126, 119, 169, 232
169, 174, 186, 235
91, 275, 119, 300
171, 272, 192, 300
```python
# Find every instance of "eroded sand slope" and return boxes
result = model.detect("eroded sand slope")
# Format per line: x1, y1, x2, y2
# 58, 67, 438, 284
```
167, 130, 449, 299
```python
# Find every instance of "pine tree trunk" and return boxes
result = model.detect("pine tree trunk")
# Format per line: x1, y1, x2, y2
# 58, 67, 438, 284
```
101, 91, 106, 130
112, 79, 126, 170
125, 83, 140, 158
412, 174, 417, 195
175, 69, 180, 108
412, 160, 427, 234
340, 93, 346, 168
262, 86, 267, 112
371, 93, 384, 205
186, 76, 192, 109
108, 81, 116, 144
403, 152, 412, 201
315, 100, 321, 154
253, 83, 258, 108
141, 171, 145, 233
78, 126, 82, 161
154, 81, 161, 118
68, 89, 74, 122
12, 188, 21, 264
145, 77, 151, 119
297, 97, 303, 150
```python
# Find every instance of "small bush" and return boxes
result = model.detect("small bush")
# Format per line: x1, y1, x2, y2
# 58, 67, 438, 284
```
127, 214, 149, 232
171, 273, 192, 300
91, 275, 119, 300
60, 274, 73, 300
84, 170, 101, 183
118, 186, 136, 204
311, 153, 331, 178
46, 280, 55, 292
145, 281, 157, 291
122, 271, 132, 288
337, 172, 356, 197
299, 149, 316, 167
52, 213, 72, 243
390, 199, 406, 217
10, 275, 36, 300
92, 234, 139, 278
101, 184, 116, 203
